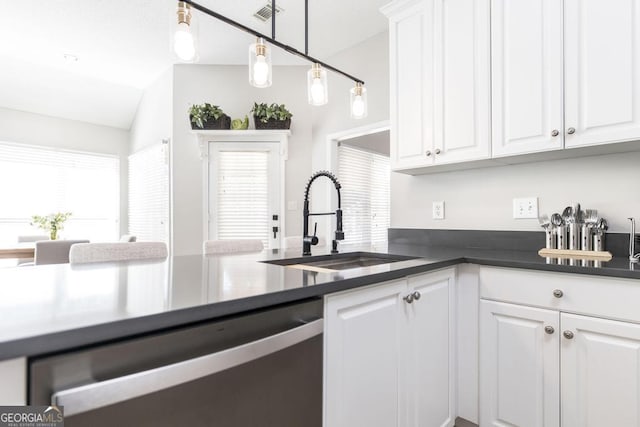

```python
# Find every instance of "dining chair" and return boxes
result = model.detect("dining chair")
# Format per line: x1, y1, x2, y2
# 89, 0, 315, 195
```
69, 242, 168, 264
16, 235, 49, 265
34, 240, 90, 265
203, 239, 264, 255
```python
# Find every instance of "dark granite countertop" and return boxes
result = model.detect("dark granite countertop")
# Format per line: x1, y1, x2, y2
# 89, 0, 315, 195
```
1, 241, 639, 361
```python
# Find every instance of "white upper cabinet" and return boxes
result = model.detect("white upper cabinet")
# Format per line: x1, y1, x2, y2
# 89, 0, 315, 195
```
564, 0, 640, 148
385, 0, 433, 170
491, 0, 564, 157
383, 0, 490, 172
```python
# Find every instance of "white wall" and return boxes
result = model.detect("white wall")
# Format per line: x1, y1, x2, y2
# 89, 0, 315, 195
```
171, 64, 313, 255
310, 31, 390, 241
129, 67, 173, 154
0, 107, 130, 235
391, 152, 640, 233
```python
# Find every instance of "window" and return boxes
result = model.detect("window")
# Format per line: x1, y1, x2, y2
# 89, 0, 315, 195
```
337, 143, 390, 246
128, 143, 170, 243
0, 142, 120, 244
215, 149, 270, 246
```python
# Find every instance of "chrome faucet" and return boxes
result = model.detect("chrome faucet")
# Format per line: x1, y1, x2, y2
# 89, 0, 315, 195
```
303, 171, 344, 256
629, 218, 640, 262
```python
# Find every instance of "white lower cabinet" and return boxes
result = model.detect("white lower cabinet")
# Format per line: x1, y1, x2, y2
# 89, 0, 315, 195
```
480, 267, 640, 427
324, 269, 456, 427
480, 300, 560, 427
561, 313, 640, 427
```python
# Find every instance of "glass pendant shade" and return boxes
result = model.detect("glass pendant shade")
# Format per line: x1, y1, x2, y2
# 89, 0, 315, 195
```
307, 63, 328, 106
249, 38, 272, 88
350, 82, 368, 119
173, 2, 198, 62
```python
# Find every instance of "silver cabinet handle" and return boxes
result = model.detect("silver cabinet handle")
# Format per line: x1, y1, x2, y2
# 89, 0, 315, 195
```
412, 291, 421, 300
563, 330, 574, 339
403, 294, 414, 304
425, 150, 432, 157
434, 148, 441, 154
553, 289, 563, 298
52, 318, 323, 416
551, 129, 559, 137
567, 127, 576, 134
545, 326, 555, 335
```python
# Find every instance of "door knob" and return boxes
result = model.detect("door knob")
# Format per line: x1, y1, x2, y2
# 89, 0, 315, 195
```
563, 330, 574, 339
403, 294, 414, 304
412, 291, 421, 300
545, 326, 555, 334
567, 127, 576, 134
553, 289, 563, 298
425, 150, 432, 157
434, 148, 441, 154
551, 129, 559, 137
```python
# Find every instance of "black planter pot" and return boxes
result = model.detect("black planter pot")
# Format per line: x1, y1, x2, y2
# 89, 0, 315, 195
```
253, 116, 291, 130
190, 114, 231, 130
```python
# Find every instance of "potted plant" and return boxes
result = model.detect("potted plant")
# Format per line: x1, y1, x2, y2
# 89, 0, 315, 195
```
188, 103, 231, 130
31, 212, 72, 240
251, 102, 292, 129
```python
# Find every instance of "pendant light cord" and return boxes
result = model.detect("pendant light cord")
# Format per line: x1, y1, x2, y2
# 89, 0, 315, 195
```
181, 0, 364, 85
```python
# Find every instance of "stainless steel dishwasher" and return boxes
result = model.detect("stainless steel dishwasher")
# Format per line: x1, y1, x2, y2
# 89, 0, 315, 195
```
29, 299, 323, 427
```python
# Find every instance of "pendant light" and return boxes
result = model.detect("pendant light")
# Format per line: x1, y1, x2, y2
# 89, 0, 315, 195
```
350, 82, 367, 119
249, 38, 272, 88
173, 2, 197, 62
307, 63, 328, 106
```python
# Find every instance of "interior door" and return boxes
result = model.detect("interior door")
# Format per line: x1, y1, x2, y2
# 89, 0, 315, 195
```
209, 142, 281, 249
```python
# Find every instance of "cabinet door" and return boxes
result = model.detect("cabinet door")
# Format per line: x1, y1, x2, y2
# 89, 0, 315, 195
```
402, 269, 455, 427
561, 313, 640, 427
491, 0, 564, 157
433, 0, 491, 165
386, 0, 435, 170
564, 0, 640, 148
480, 300, 560, 427
324, 280, 407, 427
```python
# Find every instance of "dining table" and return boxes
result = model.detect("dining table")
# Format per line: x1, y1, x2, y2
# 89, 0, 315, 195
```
0, 243, 35, 259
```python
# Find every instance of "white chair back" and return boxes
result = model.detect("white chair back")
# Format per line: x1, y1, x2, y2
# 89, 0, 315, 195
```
203, 239, 264, 255
34, 240, 90, 265
69, 242, 168, 264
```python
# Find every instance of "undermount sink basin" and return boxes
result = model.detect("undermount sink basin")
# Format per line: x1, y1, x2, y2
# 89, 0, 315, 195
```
264, 252, 417, 272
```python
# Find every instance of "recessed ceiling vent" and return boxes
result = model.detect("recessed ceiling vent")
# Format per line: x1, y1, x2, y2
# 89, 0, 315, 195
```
253, 4, 284, 22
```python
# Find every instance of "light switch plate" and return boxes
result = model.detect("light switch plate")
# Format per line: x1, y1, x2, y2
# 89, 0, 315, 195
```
433, 201, 445, 220
513, 197, 538, 219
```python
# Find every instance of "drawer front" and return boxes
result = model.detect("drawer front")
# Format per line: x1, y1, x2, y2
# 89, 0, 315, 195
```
479, 267, 640, 324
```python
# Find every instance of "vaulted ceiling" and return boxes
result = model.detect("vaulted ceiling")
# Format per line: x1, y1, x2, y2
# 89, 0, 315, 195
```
0, 0, 388, 129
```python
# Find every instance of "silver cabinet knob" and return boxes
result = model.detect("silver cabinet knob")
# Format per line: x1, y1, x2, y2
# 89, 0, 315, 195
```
425, 150, 432, 157
553, 289, 564, 298
434, 148, 441, 154
551, 129, 559, 137
412, 291, 421, 300
563, 330, 574, 339
567, 127, 576, 134
545, 326, 555, 335
403, 294, 414, 304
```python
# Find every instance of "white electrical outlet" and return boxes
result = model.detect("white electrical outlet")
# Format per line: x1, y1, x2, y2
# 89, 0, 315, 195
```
513, 197, 538, 219
433, 201, 445, 220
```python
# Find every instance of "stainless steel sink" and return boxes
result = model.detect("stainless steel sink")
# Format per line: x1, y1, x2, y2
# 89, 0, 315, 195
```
264, 252, 417, 272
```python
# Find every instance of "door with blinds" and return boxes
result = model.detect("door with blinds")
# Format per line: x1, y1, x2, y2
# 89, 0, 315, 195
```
208, 142, 281, 249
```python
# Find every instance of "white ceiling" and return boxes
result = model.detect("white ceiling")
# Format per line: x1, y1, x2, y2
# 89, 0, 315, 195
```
0, 0, 388, 130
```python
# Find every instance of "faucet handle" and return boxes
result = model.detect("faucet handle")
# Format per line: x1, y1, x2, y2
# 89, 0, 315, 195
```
335, 230, 345, 241
311, 222, 319, 245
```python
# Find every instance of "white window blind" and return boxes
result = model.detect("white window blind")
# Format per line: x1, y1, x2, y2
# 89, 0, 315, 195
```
216, 151, 269, 246
338, 144, 390, 245
0, 142, 120, 244
128, 143, 170, 243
